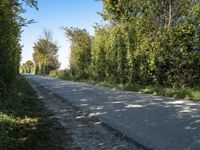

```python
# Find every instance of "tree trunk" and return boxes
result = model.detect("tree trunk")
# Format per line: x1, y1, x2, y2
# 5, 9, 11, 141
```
167, 0, 172, 31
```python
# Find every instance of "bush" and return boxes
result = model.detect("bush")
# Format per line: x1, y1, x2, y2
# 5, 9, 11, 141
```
48, 69, 71, 80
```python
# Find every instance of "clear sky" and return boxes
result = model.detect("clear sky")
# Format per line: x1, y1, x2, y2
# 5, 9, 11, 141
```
21, 0, 103, 69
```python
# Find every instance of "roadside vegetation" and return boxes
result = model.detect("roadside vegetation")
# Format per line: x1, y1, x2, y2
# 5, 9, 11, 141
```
0, 1, 65, 149
16, 1, 200, 101
0, 0, 199, 148
0, 76, 65, 149
48, 70, 200, 101
7, 1, 198, 148
98, 82, 200, 101
47, 0, 200, 101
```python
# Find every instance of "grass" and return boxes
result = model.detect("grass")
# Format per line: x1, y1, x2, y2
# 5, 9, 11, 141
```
48, 69, 71, 80
0, 76, 65, 150
69, 79, 200, 101
47, 71, 200, 101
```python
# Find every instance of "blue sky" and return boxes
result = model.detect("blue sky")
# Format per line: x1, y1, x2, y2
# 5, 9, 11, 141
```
21, 0, 103, 69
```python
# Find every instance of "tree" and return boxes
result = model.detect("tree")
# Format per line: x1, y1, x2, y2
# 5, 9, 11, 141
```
0, 0, 37, 97
32, 30, 60, 75
61, 0, 199, 88
63, 27, 92, 79
88, 0, 200, 87
20, 60, 34, 74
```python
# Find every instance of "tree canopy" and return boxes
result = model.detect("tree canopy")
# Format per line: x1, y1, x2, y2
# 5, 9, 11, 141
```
32, 30, 60, 75
20, 60, 35, 74
63, 27, 92, 79
0, 0, 37, 97
64, 0, 200, 88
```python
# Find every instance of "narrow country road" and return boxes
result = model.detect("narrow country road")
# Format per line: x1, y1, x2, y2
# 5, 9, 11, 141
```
25, 75, 200, 150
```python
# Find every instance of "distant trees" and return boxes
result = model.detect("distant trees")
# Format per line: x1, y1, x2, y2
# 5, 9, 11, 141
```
0, 0, 37, 97
20, 60, 35, 74
64, 0, 200, 88
33, 30, 60, 75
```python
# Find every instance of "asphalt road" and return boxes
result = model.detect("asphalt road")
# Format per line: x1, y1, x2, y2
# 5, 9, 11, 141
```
25, 75, 200, 150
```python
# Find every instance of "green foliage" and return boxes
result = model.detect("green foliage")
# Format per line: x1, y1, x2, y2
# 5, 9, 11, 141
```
91, 26, 109, 81
88, 0, 200, 88
48, 69, 71, 80
63, 27, 92, 79
32, 30, 60, 75
0, 0, 37, 97
101, 0, 140, 22
60, 0, 199, 99
0, 76, 65, 149
55, 0, 200, 100
20, 60, 35, 74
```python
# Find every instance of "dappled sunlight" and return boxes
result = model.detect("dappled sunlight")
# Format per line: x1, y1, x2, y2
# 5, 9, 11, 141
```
18, 137, 29, 143
125, 104, 144, 108
80, 98, 88, 102
76, 116, 85, 119
0, 113, 38, 126
114, 109, 126, 112
185, 126, 197, 130
26, 75, 200, 149
0, 112, 16, 124
173, 105, 183, 108
90, 106, 104, 110
0, 112, 41, 147
94, 121, 102, 125
195, 120, 200, 123
59, 109, 68, 113
78, 87, 93, 91
76, 124, 88, 128
106, 101, 124, 104
179, 106, 197, 113
17, 116, 39, 126
72, 89, 78, 92
191, 115, 200, 118
187, 103, 199, 106
80, 104, 89, 107
89, 112, 106, 117
165, 100, 185, 105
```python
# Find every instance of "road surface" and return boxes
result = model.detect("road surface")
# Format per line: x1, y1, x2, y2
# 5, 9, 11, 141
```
25, 75, 200, 150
